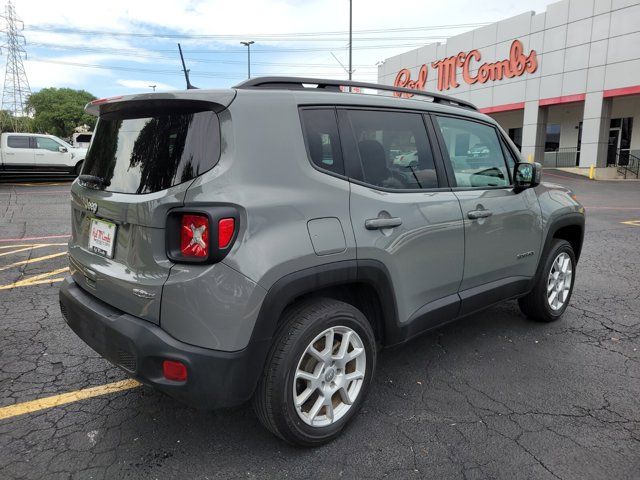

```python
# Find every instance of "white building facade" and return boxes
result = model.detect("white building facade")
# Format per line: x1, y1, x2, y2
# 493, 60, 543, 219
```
377, 0, 640, 173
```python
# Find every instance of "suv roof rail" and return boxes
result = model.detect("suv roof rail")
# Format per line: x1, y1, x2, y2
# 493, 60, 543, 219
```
233, 76, 478, 111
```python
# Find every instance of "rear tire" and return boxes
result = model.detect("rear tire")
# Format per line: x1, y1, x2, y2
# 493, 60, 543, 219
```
74, 160, 84, 176
519, 239, 576, 322
253, 298, 376, 447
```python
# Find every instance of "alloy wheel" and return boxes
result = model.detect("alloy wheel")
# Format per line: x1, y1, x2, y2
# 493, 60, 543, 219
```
293, 326, 366, 427
547, 252, 573, 311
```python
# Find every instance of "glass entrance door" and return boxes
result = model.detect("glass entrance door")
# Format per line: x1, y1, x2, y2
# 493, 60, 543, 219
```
607, 128, 620, 166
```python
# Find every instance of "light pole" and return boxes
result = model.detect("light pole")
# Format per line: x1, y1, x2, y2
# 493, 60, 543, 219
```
348, 0, 352, 81
240, 41, 255, 79
149, 84, 156, 92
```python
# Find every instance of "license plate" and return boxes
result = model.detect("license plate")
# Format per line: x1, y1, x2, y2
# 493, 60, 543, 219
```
89, 218, 117, 258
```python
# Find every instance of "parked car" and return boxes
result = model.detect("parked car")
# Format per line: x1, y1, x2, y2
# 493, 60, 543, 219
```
59, 77, 585, 446
71, 132, 93, 149
0, 132, 87, 176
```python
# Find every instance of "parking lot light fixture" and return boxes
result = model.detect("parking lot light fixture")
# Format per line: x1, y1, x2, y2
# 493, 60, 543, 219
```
240, 41, 255, 79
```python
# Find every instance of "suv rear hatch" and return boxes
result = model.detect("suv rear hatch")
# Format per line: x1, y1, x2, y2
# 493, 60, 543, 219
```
68, 91, 235, 324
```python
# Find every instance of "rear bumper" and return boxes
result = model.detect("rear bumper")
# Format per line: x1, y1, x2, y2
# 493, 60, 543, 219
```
59, 277, 270, 409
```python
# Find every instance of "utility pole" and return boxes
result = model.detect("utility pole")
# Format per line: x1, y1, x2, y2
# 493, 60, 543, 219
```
0, 0, 31, 132
348, 0, 352, 80
240, 41, 254, 79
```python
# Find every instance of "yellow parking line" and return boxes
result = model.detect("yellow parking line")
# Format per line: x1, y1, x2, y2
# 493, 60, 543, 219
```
0, 267, 69, 290
0, 243, 67, 250
0, 379, 140, 421
2, 182, 71, 187
0, 246, 37, 257
0, 243, 67, 256
621, 220, 640, 226
0, 251, 67, 272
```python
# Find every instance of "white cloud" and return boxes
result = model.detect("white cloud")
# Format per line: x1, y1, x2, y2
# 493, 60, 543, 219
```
7, 0, 559, 93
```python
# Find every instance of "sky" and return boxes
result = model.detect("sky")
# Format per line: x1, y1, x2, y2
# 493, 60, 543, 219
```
4, 0, 556, 98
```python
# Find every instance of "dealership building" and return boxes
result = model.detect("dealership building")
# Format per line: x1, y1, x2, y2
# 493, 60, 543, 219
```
377, 0, 640, 176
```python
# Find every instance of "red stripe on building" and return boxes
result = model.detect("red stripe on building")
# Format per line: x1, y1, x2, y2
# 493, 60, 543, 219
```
603, 85, 640, 98
479, 102, 525, 114
539, 94, 586, 107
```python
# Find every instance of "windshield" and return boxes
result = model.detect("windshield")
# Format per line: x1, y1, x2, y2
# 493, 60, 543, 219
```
82, 108, 220, 194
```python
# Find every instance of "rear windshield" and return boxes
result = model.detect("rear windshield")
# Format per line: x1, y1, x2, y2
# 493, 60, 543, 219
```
82, 109, 220, 194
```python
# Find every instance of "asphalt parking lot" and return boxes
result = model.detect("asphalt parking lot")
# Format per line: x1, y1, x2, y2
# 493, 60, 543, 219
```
0, 172, 638, 480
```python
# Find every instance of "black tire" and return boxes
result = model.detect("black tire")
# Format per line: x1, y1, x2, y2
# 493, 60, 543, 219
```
253, 297, 376, 447
74, 160, 84, 176
519, 239, 576, 322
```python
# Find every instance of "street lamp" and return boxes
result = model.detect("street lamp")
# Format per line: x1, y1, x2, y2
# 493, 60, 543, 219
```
240, 41, 255, 79
149, 84, 156, 92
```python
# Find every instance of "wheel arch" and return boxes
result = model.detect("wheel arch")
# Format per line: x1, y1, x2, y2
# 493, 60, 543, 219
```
533, 212, 585, 284
250, 260, 399, 348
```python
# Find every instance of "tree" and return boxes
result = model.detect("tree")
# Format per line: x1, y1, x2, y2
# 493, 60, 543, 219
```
26, 88, 96, 138
0, 110, 35, 133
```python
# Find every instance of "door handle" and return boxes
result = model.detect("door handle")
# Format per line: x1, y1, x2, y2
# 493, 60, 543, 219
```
467, 210, 493, 219
365, 217, 402, 230
35, 153, 44, 156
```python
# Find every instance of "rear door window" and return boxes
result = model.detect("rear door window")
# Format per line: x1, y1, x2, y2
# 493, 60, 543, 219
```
82, 108, 220, 194
346, 109, 439, 190
300, 108, 344, 176
434, 116, 510, 188
7, 136, 30, 148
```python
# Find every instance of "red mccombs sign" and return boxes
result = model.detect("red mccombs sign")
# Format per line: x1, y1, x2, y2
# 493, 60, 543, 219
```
393, 39, 537, 96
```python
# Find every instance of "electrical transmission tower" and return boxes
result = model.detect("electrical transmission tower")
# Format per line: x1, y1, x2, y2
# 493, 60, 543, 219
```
0, 1, 31, 130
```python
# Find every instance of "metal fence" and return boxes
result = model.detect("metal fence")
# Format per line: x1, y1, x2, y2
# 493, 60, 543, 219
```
542, 148, 579, 168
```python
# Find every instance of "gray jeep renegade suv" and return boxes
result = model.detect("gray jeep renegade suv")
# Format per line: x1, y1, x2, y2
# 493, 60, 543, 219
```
59, 77, 585, 446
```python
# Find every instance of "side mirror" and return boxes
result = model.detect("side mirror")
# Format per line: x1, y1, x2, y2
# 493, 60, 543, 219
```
58, 146, 68, 153
514, 162, 542, 191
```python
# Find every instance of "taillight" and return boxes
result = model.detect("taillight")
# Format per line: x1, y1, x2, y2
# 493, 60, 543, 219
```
181, 214, 209, 257
218, 218, 235, 248
166, 207, 239, 264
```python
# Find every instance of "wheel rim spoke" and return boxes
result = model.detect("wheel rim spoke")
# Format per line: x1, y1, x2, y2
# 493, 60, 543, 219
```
292, 325, 367, 428
546, 252, 573, 311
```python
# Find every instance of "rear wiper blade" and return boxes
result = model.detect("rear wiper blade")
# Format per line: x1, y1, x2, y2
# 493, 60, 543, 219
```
78, 175, 111, 188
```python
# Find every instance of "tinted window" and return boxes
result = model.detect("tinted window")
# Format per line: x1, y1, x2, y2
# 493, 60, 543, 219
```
347, 110, 438, 190
435, 116, 510, 188
82, 109, 220, 194
36, 137, 62, 151
7, 136, 30, 148
300, 109, 344, 175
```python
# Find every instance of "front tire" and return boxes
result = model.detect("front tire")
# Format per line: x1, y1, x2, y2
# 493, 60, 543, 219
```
519, 239, 576, 322
74, 160, 84, 176
253, 298, 376, 447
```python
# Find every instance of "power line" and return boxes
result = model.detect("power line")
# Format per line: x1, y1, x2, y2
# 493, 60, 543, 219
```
27, 58, 378, 80
28, 40, 446, 55
27, 42, 380, 68
0, 0, 31, 128
24, 22, 491, 40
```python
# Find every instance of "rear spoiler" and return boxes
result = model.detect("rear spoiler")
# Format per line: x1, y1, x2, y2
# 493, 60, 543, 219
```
85, 89, 237, 117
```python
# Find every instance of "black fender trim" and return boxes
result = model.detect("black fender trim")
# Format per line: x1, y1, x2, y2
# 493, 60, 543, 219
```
532, 212, 585, 287
250, 259, 402, 344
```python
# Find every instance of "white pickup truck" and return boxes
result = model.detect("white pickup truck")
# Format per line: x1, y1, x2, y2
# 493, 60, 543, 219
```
0, 132, 88, 176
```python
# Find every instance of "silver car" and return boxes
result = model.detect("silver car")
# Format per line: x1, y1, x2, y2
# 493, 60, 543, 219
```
59, 77, 585, 446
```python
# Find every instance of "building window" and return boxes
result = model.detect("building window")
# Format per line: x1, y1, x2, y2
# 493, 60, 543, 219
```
608, 117, 634, 166
508, 128, 522, 150
545, 124, 561, 152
